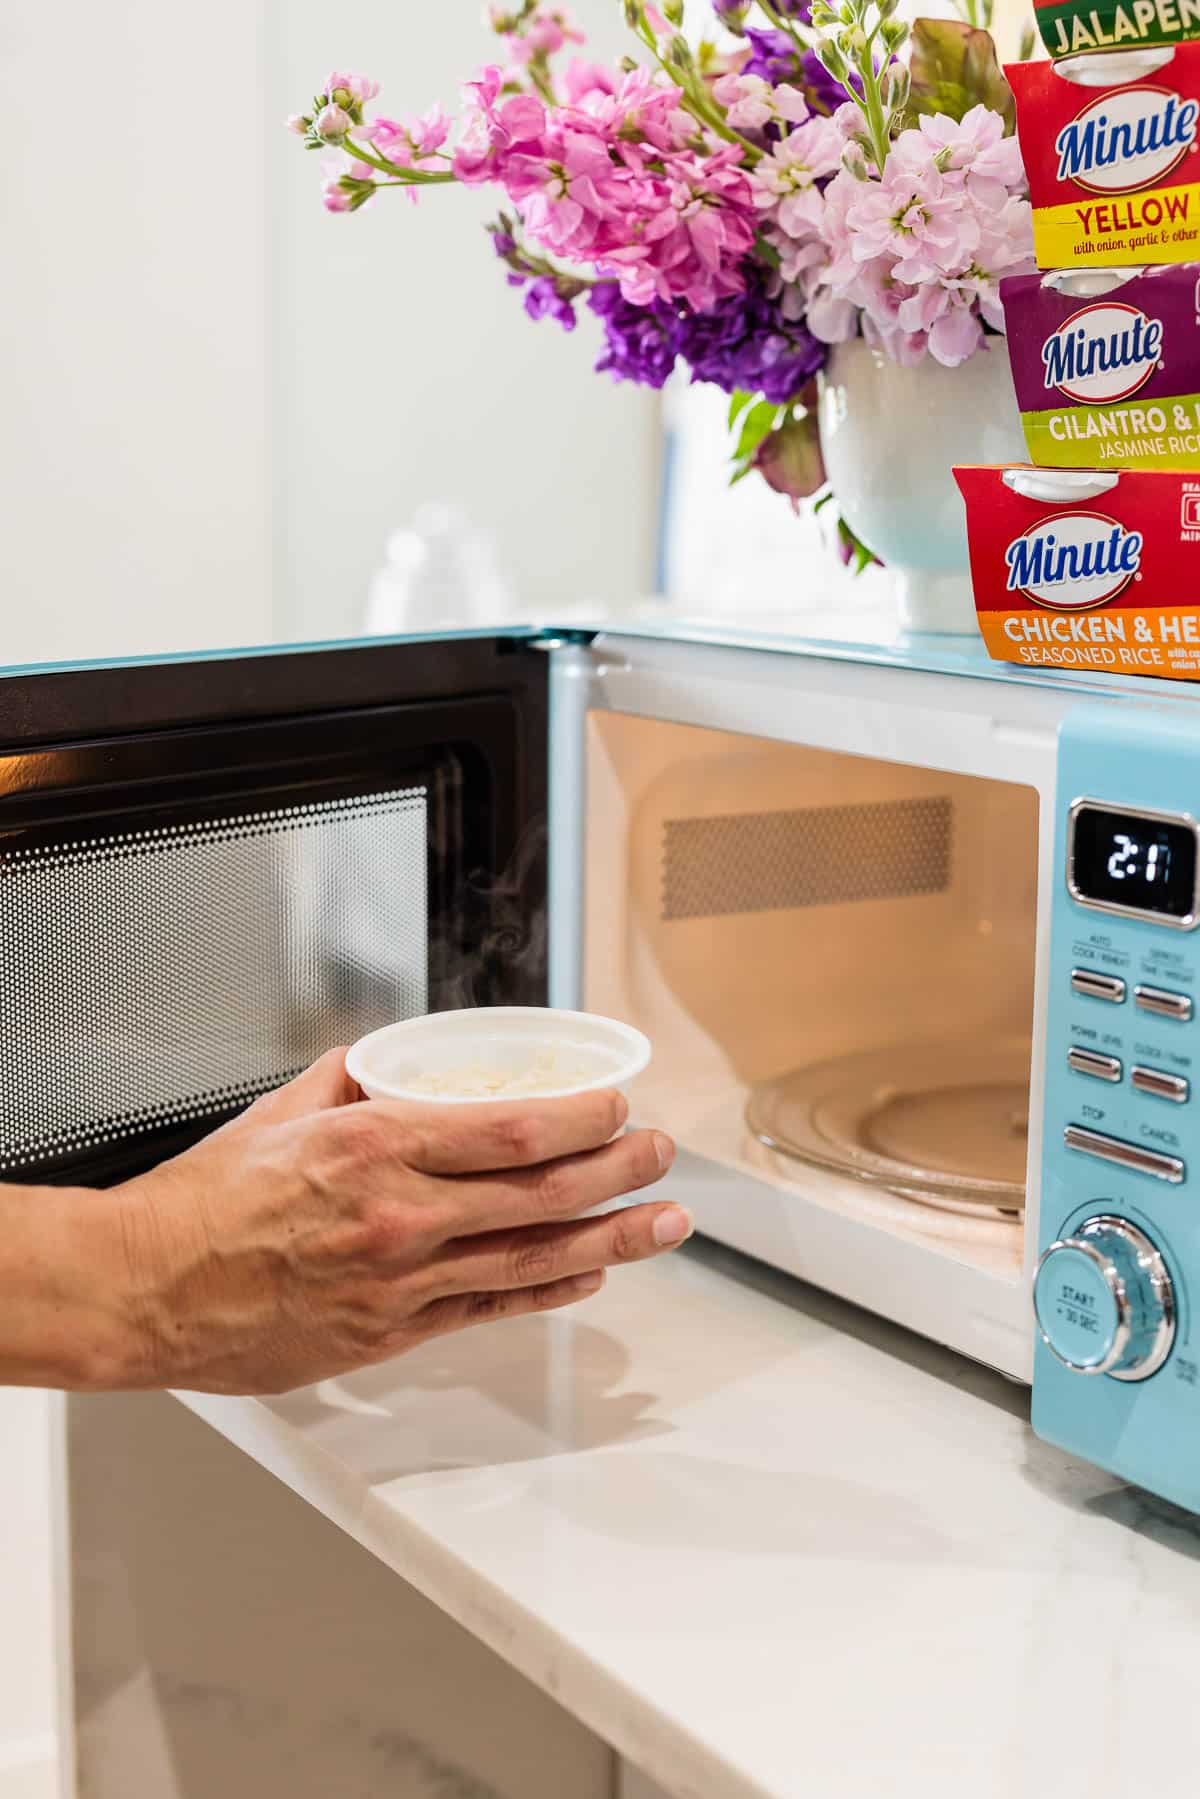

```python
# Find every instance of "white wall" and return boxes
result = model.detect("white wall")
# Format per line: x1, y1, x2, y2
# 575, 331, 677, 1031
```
266, 0, 660, 643
0, 2, 659, 672
0, 1394, 69, 1799
0, 3, 274, 667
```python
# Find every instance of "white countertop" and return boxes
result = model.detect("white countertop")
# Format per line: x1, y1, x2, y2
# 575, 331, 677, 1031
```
176, 1241, 1200, 1799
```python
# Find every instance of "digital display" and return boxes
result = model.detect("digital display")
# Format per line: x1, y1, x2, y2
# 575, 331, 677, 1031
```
1071, 805, 1198, 923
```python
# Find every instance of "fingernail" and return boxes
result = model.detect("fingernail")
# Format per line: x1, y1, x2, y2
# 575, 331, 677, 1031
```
653, 1205, 693, 1248
613, 1092, 630, 1126
574, 1269, 605, 1295
653, 1131, 675, 1173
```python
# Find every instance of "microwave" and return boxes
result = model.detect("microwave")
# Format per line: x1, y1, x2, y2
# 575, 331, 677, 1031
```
3, 624, 1199, 1522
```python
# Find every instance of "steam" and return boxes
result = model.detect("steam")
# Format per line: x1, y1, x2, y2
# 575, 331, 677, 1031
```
428, 817, 548, 1012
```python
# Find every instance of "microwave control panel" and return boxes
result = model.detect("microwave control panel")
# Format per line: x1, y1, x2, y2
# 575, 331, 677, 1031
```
1035, 704, 1200, 1510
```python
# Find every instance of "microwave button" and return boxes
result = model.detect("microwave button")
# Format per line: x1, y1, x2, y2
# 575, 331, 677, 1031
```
1034, 1215, 1175, 1382
1067, 1048, 1123, 1083
1064, 1124, 1185, 1185
1071, 969, 1127, 1005
1135, 985, 1193, 1023
1131, 1065, 1190, 1104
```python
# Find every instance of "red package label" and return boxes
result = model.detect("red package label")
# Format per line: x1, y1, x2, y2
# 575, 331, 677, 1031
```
1007, 50, 1200, 265
955, 463, 1200, 677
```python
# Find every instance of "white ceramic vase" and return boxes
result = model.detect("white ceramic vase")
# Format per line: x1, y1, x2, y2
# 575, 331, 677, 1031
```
817, 336, 1026, 635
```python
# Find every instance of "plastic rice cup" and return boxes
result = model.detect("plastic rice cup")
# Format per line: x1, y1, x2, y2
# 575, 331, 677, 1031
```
345, 1008, 652, 1107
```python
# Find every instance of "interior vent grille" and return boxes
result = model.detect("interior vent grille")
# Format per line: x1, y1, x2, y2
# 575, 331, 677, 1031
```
662, 796, 953, 922
0, 788, 428, 1173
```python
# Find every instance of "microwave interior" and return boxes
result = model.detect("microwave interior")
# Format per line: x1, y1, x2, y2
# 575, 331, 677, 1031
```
582, 711, 1040, 1284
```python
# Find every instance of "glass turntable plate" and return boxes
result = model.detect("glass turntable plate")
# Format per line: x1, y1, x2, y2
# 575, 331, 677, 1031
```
746, 1038, 1031, 1216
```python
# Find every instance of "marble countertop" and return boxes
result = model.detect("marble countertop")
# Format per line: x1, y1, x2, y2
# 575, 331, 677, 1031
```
176, 1241, 1200, 1799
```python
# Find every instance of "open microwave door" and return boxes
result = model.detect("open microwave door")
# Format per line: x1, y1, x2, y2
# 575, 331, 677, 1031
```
0, 634, 551, 1191
0, 632, 550, 1799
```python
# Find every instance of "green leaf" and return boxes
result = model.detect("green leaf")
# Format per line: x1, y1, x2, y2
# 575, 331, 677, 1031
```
906, 17, 1015, 135
727, 389, 755, 433
734, 399, 782, 464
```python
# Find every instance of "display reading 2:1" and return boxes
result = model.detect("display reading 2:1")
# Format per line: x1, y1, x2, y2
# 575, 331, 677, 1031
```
1107, 834, 1171, 885
1072, 805, 1198, 922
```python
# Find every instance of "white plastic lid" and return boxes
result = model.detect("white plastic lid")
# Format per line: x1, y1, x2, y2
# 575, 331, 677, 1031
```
1002, 468, 1121, 503
1053, 45, 1175, 86
1041, 267, 1145, 296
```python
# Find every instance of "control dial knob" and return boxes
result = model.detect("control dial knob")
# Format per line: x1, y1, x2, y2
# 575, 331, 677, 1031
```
1034, 1215, 1176, 1382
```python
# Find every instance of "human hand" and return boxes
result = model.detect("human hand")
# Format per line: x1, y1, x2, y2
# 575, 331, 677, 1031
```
106, 1050, 685, 1395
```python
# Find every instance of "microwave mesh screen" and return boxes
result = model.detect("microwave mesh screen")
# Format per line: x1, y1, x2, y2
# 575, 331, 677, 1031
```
661, 796, 953, 921
0, 788, 428, 1173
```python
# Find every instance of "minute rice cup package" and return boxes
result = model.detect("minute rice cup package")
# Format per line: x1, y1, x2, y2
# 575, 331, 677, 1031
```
955, 463, 1200, 678
1008, 46, 1200, 268
1000, 263, 1200, 467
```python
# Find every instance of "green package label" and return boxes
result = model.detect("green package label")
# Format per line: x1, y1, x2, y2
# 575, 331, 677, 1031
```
1034, 0, 1200, 57
1021, 391, 1200, 467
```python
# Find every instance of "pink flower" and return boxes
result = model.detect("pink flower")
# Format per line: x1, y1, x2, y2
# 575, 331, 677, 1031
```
325, 71, 380, 105
751, 117, 845, 273
799, 113, 1033, 368
495, 6, 585, 64
286, 113, 307, 136
320, 156, 374, 213
713, 73, 810, 133
315, 103, 352, 143
563, 59, 617, 105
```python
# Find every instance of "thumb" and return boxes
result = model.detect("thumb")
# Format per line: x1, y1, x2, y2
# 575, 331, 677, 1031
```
227, 1047, 361, 1132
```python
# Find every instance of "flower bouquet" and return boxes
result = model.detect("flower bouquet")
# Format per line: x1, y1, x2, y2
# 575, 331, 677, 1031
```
290, 0, 1036, 596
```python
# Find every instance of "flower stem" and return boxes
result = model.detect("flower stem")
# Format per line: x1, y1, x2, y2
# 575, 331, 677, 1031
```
342, 136, 458, 184
756, 0, 809, 48
632, 19, 763, 161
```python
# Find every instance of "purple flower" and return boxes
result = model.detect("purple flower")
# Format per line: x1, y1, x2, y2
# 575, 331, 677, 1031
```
674, 274, 827, 404
524, 276, 577, 332
800, 47, 854, 116
741, 28, 856, 117
588, 284, 680, 390
742, 27, 803, 85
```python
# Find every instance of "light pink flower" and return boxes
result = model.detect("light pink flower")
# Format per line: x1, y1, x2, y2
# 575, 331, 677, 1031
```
325, 71, 380, 104
713, 74, 810, 133
315, 103, 352, 143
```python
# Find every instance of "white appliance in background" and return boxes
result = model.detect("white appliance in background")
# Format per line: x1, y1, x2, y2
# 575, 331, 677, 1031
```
364, 503, 517, 636
657, 377, 897, 631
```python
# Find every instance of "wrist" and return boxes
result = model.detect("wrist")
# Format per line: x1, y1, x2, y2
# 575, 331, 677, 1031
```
0, 1183, 150, 1392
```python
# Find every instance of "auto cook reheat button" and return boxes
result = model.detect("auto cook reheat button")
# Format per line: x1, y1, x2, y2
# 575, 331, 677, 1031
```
1071, 969, 1126, 1004
1135, 985, 1194, 1023
1064, 1124, 1185, 1185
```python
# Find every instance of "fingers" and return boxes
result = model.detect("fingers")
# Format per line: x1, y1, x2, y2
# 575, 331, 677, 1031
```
430, 1198, 694, 1298
417, 1268, 608, 1340
433, 1127, 675, 1236
371, 1088, 629, 1176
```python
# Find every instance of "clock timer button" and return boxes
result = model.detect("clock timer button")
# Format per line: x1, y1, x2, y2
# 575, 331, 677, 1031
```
1131, 1065, 1190, 1104
1034, 1216, 1175, 1382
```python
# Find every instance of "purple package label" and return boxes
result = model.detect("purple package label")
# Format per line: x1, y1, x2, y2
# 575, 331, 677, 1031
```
1000, 264, 1200, 469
